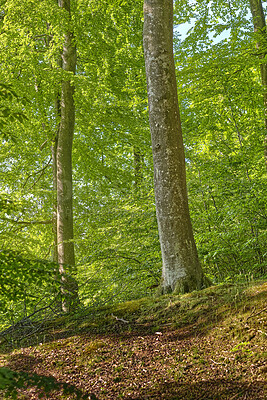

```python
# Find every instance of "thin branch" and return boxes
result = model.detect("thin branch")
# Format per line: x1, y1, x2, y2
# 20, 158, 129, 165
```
246, 306, 267, 321
111, 314, 129, 323
40, 139, 49, 150
1, 217, 52, 226
23, 156, 52, 188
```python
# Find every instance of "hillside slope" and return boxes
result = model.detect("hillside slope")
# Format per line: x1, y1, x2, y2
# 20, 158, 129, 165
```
0, 280, 266, 399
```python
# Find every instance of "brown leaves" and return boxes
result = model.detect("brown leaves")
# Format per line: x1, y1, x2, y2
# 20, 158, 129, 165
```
1, 282, 266, 399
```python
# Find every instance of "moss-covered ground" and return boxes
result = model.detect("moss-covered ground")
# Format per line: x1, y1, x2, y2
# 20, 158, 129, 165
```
0, 280, 266, 399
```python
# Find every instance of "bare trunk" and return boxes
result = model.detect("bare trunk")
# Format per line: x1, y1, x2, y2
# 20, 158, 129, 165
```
249, 0, 267, 169
52, 135, 58, 263
133, 146, 143, 191
52, 94, 61, 264
57, 0, 78, 311
143, 0, 209, 293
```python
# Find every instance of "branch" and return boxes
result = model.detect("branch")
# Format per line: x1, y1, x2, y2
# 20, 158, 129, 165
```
246, 306, 267, 321
1, 217, 52, 226
39, 139, 49, 150
23, 156, 52, 188
111, 314, 129, 323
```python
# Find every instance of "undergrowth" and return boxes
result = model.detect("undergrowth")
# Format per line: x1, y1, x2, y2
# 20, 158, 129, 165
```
0, 279, 266, 399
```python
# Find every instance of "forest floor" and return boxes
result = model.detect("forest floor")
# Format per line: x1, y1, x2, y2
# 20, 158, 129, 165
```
0, 280, 266, 400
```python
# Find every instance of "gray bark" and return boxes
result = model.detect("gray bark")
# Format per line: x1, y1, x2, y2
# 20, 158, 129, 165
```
57, 0, 78, 311
249, 0, 267, 169
143, 0, 209, 293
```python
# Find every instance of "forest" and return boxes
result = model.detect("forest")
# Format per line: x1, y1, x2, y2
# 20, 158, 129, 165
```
0, 0, 266, 399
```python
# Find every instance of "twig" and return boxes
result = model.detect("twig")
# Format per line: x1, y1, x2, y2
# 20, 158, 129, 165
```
23, 156, 52, 188
229, 393, 240, 400
0, 297, 62, 341
111, 314, 129, 323
210, 358, 222, 365
39, 139, 48, 150
246, 306, 267, 321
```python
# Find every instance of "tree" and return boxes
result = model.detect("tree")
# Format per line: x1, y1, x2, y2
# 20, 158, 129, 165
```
173, 0, 266, 281
143, 0, 209, 293
249, 0, 267, 169
1, 0, 265, 317
56, 0, 78, 312
0, 1, 80, 312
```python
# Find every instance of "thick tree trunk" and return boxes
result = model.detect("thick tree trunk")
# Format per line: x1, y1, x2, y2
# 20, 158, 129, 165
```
249, 0, 267, 169
143, 0, 209, 293
57, 0, 79, 311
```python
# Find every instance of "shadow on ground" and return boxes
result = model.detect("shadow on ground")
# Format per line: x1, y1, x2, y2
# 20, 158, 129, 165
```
125, 379, 266, 400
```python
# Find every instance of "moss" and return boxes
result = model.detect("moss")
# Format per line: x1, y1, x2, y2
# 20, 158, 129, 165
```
172, 274, 211, 295
2, 280, 266, 354
83, 340, 106, 355
112, 299, 145, 317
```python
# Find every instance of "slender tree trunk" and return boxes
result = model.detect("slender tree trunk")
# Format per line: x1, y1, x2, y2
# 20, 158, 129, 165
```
57, 0, 78, 311
52, 136, 58, 263
133, 146, 143, 191
143, 0, 210, 293
52, 93, 61, 264
249, 0, 267, 169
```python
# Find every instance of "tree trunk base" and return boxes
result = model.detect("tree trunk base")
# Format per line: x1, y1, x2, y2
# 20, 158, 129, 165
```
159, 274, 212, 295
61, 275, 80, 313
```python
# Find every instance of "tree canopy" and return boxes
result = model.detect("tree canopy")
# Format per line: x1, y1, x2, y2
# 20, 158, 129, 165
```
0, 0, 266, 327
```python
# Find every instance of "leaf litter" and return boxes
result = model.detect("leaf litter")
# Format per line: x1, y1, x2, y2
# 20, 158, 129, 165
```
0, 280, 266, 399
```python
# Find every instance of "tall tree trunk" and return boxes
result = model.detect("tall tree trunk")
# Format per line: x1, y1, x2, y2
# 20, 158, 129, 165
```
57, 0, 78, 311
52, 138, 58, 263
143, 0, 210, 293
249, 0, 267, 169
133, 146, 143, 191
52, 94, 60, 264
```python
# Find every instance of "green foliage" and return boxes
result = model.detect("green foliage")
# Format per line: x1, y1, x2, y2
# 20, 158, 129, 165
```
0, 195, 16, 215
75, 192, 161, 306
0, 0, 266, 328
174, 0, 267, 282
0, 251, 59, 295
0, 83, 28, 141
0, 251, 66, 329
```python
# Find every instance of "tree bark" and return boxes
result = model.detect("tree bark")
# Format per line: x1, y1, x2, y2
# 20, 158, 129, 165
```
57, 0, 79, 311
143, 0, 209, 293
133, 146, 143, 191
249, 0, 267, 169
52, 95, 60, 264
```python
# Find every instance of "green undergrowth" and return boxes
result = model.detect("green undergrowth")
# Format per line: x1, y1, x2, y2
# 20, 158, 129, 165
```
0, 280, 266, 399
69, 279, 266, 336
1, 279, 266, 352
